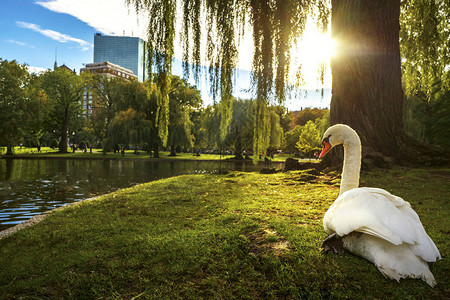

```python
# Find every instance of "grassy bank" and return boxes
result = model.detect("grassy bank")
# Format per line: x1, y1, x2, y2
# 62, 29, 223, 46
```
0, 146, 300, 162
0, 168, 448, 298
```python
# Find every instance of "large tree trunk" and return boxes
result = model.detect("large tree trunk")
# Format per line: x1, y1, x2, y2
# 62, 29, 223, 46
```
330, 0, 446, 165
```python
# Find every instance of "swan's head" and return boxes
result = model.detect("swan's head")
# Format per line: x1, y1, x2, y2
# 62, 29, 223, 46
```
319, 124, 359, 158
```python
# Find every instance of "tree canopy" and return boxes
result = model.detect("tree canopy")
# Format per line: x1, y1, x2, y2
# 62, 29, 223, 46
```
41, 68, 85, 153
0, 59, 32, 154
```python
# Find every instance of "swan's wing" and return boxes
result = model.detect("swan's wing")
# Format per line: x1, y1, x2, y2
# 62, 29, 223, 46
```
323, 187, 441, 261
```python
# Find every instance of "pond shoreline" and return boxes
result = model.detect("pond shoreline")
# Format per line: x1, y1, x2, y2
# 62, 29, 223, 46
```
0, 193, 108, 240
0, 154, 286, 164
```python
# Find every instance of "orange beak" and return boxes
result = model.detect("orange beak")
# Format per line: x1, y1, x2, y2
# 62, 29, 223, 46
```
319, 140, 331, 158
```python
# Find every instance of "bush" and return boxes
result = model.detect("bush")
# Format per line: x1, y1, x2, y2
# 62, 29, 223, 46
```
50, 139, 59, 149
96, 142, 103, 149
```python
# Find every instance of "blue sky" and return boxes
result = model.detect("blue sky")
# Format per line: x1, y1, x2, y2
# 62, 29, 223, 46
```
1, 0, 330, 109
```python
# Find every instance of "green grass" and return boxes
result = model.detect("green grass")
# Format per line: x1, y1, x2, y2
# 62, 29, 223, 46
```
0, 167, 448, 299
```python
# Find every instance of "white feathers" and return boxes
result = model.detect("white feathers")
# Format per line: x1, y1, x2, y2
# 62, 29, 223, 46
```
321, 124, 441, 287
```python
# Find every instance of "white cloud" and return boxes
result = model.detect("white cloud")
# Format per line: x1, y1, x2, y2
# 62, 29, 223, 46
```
7, 39, 37, 49
35, 0, 148, 39
16, 21, 92, 51
27, 65, 49, 74
33, 0, 256, 70
7, 39, 25, 46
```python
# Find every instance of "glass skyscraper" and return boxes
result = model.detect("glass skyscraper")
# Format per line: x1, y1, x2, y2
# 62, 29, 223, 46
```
93, 34, 148, 82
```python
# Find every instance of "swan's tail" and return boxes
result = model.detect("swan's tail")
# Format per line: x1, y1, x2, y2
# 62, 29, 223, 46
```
343, 233, 437, 287
377, 264, 436, 287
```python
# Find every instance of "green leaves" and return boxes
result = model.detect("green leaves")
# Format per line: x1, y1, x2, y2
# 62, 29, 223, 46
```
295, 120, 321, 156
400, 0, 450, 102
0, 59, 34, 154
41, 68, 85, 152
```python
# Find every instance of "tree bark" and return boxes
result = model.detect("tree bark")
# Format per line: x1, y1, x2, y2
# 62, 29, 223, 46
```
169, 145, 176, 156
6, 145, 14, 155
59, 106, 69, 153
330, 0, 446, 165
153, 143, 160, 158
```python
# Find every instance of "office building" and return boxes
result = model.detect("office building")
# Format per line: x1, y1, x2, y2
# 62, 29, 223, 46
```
93, 34, 149, 82
80, 61, 137, 116
80, 61, 137, 80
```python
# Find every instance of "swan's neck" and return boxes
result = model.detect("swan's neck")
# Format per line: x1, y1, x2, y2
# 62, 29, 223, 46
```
340, 138, 361, 195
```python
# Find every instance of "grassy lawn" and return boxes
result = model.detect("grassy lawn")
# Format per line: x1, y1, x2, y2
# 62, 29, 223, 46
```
0, 167, 448, 298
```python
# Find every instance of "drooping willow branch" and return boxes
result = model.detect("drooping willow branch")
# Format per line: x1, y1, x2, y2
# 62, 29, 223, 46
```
127, 0, 328, 152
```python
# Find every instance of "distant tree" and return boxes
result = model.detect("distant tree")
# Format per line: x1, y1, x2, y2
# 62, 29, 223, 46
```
273, 106, 293, 134
107, 108, 152, 149
284, 125, 302, 153
41, 68, 84, 153
0, 59, 34, 155
314, 109, 330, 136
294, 108, 328, 126
78, 118, 97, 151
296, 120, 321, 157
24, 73, 49, 149
225, 99, 254, 159
91, 75, 127, 145
167, 76, 202, 156
106, 80, 153, 151
190, 108, 205, 150
192, 105, 221, 151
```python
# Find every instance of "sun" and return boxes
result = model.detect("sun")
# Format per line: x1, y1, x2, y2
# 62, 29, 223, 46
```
289, 19, 335, 88
297, 31, 335, 64
233, 17, 335, 89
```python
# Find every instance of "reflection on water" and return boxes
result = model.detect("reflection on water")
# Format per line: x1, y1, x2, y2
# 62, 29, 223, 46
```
0, 158, 282, 230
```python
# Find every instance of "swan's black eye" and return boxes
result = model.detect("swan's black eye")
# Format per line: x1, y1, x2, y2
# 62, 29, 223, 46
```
323, 136, 330, 144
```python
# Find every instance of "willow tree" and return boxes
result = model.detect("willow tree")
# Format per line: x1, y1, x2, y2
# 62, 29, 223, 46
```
127, 0, 321, 158
128, 0, 448, 164
400, 0, 450, 146
167, 76, 202, 156
400, 0, 449, 107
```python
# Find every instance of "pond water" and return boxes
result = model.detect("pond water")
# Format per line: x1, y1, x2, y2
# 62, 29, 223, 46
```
0, 158, 283, 231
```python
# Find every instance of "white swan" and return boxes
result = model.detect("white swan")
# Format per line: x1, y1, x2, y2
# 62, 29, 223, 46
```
319, 124, 441, 287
